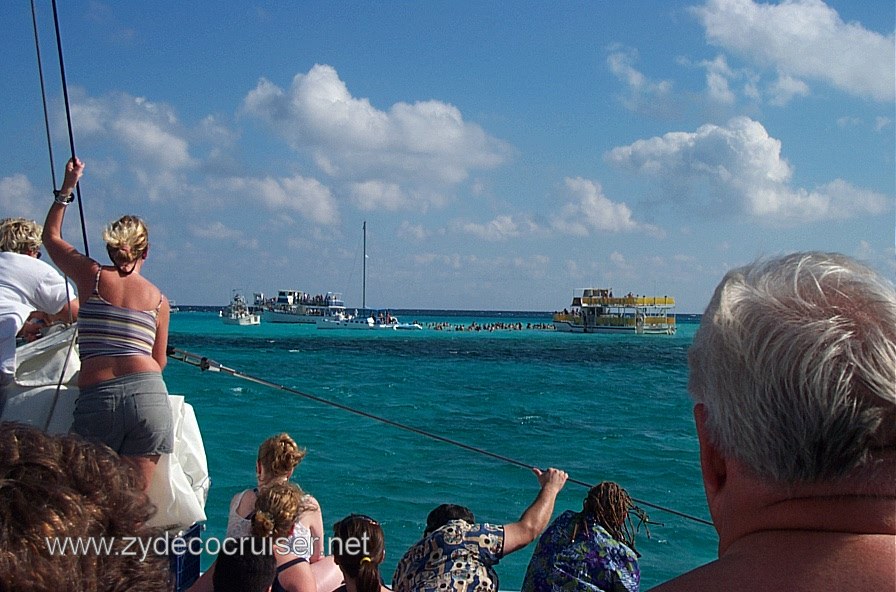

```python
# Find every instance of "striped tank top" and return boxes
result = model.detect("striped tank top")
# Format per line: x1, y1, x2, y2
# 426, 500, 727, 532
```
77, 270, 160, 359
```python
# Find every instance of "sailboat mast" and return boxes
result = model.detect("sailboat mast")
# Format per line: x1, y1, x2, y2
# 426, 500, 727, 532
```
362, 220, 367, 310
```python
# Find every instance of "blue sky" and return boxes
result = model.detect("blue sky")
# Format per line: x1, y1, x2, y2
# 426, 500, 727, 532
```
1, 0, 893, 312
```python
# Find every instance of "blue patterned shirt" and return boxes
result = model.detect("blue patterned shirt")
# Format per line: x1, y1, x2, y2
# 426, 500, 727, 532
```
392, 520, 505, 592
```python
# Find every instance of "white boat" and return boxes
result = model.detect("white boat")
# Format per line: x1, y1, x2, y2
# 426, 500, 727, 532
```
220, 291, 261, 326
261, 290, 346, 324
553, 288, 677, 334
316, 222, 422, 331
0, 325, 210, 532
317, 309, 422, 330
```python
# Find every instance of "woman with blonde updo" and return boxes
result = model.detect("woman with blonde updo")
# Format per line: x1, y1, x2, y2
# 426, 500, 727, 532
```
188, 482, 320, 592
331, 514, 389, 592
42, 158, 172, 490
226, 433, 343, 592
251, 483, 318, 592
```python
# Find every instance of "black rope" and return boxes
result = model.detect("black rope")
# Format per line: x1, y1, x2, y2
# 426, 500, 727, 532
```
50, 0, 89, 257
30, 0, 57, 190
30, 0, 78, 424
168, 347, 714, 527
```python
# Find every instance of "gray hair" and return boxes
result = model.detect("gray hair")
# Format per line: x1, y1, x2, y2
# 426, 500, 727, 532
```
689, 252, 896, 483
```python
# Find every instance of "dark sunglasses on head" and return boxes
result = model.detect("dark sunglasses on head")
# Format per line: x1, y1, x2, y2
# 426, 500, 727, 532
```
335, 513, 379, 530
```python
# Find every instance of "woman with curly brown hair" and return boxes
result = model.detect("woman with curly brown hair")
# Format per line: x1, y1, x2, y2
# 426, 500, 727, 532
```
227, 433, 325, 563
0, 422, 169, 591
252, 482, 318, 592
225, 432, 342, 592
189, 482, 320, 592
42, 158, 172, 491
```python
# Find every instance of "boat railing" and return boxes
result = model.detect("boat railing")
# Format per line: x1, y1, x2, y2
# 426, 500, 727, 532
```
580, 295, 675, 307
644, 316, 676, 325
552, 312, 583, 323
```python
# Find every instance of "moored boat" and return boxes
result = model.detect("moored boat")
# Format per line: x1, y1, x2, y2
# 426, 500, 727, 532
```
261, 290, 346, 324
316, 221, 422, 331
553, 288, 676, 334
220, 291, 261, 326
316, 309, 422, 330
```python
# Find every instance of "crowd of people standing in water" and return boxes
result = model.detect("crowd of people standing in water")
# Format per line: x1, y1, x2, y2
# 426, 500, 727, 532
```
0, 156, 893, 591
426, 321, 554, 332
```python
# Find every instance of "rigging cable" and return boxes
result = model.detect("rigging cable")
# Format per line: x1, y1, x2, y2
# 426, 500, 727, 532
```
50, 0, 89, 257
30, 0, 79, 431
168, 346, 714, 528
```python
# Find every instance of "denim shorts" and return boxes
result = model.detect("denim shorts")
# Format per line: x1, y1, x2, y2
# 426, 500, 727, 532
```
71, 372, 174, 456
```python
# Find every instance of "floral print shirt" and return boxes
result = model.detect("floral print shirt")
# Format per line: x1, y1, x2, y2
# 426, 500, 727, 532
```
392, 520, 505, 592
521, 510, 640, 592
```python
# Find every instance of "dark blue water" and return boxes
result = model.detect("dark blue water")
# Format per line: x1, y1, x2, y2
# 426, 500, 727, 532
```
166, 312, 716, 589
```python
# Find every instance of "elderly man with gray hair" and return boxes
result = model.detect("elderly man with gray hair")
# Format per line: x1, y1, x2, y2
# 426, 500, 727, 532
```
0, 217, 79, 390
651, 251, 895, 592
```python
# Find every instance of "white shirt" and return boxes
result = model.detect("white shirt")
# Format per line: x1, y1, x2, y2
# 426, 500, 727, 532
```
0, 251, 76, 377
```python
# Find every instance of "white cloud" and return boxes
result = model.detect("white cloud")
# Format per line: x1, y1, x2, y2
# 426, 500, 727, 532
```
512, 255, 550, 278
692, 0, 895, 103
610, 251, 630, 269
702, 55, 736, 104
836, 116, 862, 128
551, 177, 662, 236
607, 116, 891, 223
0, 174, 39, 220
350, 180, 409, 211
397, 221, 427, 241
191, 221, 242, 240
190, 221, 259, 250
875, 117, 893, 132
227, 175, 339, 225
606, 47, 674, 112
74, 91, 197, 170
767, 73, 810, 106
242, 64, 511, 206
453, 215, 522, 241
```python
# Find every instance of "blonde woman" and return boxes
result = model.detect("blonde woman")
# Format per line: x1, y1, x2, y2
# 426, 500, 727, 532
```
228, 433, 324, 562
227, 433, 343, 591
42, 157, 172, 490
188, 483, 320, 592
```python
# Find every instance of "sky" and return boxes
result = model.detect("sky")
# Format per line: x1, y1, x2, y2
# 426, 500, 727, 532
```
1, 0, 893, 313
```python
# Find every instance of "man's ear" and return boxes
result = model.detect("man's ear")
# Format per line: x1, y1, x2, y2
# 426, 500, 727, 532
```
694, 404, 727, 498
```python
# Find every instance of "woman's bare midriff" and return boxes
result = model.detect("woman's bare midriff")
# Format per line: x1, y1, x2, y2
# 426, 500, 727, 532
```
79, 355, 163, 387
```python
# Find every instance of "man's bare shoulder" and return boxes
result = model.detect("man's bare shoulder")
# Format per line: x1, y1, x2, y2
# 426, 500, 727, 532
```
648, 533, 896, 592
647, 562, 720, 592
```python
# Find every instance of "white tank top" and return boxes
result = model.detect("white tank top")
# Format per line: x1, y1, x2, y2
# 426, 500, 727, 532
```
226, 489, 315, 560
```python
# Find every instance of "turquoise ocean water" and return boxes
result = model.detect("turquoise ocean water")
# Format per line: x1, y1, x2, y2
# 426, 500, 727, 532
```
165, 311, 716, 590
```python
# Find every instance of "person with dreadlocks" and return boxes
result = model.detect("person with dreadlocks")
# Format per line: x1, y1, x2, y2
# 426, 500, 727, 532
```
42, 157, 173, 491
521, 481, 644, 592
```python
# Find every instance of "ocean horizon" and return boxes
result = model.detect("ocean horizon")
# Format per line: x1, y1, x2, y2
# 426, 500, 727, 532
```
166, 310, 715, 590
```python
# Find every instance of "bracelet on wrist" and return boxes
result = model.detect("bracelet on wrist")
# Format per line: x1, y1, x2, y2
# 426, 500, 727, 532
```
53, 189, 74, 205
